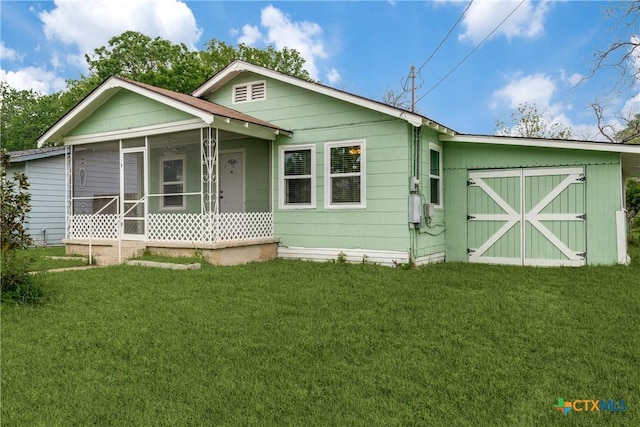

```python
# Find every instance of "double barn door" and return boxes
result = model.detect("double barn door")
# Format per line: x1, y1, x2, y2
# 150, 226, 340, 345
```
467, 167, 586, 266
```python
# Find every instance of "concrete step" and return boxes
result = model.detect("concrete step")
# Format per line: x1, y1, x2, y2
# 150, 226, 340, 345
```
94, 256, 123, 266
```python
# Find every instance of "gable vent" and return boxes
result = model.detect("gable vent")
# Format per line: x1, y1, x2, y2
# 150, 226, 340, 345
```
233, 81, 266, 104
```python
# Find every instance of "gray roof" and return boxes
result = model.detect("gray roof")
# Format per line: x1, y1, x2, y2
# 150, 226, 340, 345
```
8, 146, 66, 162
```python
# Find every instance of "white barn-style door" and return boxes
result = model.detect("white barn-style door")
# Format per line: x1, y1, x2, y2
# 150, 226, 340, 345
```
467, 167, 586, 266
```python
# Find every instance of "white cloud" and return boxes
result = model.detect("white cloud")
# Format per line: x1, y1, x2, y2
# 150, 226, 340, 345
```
490, 73, 556, 110
238, 25, 262, 46
0, 67, 66, 93
242, 5, 328, 81
459, 0, 550, 44
0, 42, 22, 61
326, 68, 341, 85
39, 0, 202, 56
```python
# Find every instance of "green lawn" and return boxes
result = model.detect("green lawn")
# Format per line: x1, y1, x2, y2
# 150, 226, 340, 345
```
2, 249, 639, 426
27, 246, 89, 271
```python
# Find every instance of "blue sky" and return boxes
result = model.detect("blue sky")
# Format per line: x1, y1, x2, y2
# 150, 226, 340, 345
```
1, 0, 638, 139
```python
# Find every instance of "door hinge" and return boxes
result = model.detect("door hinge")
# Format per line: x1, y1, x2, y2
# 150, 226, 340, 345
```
577, 214, 586, 220
467, 248, 475, 255
577, 175, 586, 182
577, 252, 586, 258
467, 215, 476, 220
467, 179, 475, 186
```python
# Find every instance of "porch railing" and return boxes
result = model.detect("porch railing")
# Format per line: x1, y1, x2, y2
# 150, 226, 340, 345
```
68, 198, 273, 244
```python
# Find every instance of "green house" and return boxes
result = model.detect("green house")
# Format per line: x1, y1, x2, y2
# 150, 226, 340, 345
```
38, 60, 640, 266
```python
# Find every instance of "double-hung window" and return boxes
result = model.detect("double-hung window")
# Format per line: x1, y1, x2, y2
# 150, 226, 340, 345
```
161, 156, 185, 209
325, 140, 366, 209
429, 144, 442, 208
279, 145, 315, 208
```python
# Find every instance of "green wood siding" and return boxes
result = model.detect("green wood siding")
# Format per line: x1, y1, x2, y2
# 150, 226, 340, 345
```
444, 142, 622, 265
413, 129, 445, 259
208, 73, 412, 252
67, 90, 194, 137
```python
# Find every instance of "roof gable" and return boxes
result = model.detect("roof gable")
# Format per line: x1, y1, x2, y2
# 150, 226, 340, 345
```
38, 76, 289, 147
192, 60, 455, 134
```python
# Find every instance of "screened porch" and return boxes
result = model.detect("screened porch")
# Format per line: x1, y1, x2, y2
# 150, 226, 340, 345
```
65, 127, 274, 245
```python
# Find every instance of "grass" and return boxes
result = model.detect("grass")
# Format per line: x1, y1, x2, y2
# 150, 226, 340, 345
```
2, 249, 640, 426
27, 246, 88, 271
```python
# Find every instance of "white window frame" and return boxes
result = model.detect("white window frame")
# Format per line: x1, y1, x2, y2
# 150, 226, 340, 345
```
160, 154, 186, 210
279, 144, 316, 209
232, 80, 266, 104
429, 143, 443, 209
324, 139, 366, 209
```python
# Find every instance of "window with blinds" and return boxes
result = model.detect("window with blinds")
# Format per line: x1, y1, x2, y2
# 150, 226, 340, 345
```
233, 81, 266, 104
325, 140, 366, 209
279, 145, 315, 208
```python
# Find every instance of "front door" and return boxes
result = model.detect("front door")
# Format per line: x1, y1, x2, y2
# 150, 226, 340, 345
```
219, 150, 245, 213
467, 167, 586, 266
121, 148, 146, 239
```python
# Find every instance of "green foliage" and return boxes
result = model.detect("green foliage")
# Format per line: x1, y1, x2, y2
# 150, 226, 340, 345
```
617, 113, 640, 144
495, 102, 573, 139
1, 149, 40, 304
1, 31, 313, 151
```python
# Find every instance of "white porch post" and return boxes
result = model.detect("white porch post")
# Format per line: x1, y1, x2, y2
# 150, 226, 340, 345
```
65, 145, 72, 240
201, 127, 219, 242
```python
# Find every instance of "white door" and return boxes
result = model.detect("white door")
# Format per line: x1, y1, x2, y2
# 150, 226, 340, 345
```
219, 150, 245, 213
120, 148, 146, 239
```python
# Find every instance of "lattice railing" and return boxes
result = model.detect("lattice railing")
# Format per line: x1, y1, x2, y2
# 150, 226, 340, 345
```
68, 214, 119, 240
148, 213, 203, 241
147, 212, 273, 242
68, 212, 273, 243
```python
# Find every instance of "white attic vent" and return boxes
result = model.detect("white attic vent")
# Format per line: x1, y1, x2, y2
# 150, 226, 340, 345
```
233, 81, 266, 104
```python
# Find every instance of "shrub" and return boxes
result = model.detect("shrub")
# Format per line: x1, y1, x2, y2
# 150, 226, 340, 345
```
1, 148, 42, 304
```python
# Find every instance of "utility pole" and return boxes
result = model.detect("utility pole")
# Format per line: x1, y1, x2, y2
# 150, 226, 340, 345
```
410, 65, 415, 113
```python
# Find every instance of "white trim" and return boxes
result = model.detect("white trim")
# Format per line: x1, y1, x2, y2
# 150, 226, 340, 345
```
63, 119, 205, 145
277, 246, 409, 267
522, 167, 584, 177
468, 256, 522, 266
616, 210, 629, 265
428, 143, 443, 209
469, 169, 521, 179
159, 154, 186, 210
39, 78, 214, 146
441, 134, 640, 154
232, 80, 266, 104
523, 258, 586, 267
278, 144, 316, 209
324, 139, 366, 209
414, 252, 446, 266
192, 60, 441, 130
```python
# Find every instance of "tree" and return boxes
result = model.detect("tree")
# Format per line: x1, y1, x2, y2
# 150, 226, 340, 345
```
586, 2, 639, 141
1, 31, 314, 152
1, 148, 40, 303
495, 102, 573, 139
616, 113, 640, 144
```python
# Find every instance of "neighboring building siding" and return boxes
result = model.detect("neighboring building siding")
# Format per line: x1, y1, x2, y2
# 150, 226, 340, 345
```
10, 157, 66, 245
208, 72, 412, 253
67, 90, 194, 137
443, 142, 622, 265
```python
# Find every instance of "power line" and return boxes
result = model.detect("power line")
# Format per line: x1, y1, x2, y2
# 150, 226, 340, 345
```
415, 0, 525, 105
418, 0, 474, 72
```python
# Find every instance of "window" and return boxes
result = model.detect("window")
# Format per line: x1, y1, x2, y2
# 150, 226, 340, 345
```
233, 81, 266, 103
279, 145, 315, 209
429, 144, 442, 208
325, 140, 366, 209
161, 156, 185, 209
